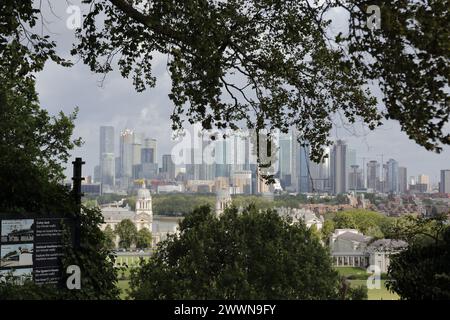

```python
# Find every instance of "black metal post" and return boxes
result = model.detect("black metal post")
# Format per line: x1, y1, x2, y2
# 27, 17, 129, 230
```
72, 157, 85, 247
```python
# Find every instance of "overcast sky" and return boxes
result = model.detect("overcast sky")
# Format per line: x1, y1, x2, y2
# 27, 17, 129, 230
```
34, 1, 449, 185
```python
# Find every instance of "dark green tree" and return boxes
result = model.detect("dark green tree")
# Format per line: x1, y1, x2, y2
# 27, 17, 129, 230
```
103, 225, 117, 250
130, 205, 340, 299
0, 1, 118, 299
387, 215, 450, 300
115, 219, 138, 249
136, 227, 153, 249
72, 0, 449, 161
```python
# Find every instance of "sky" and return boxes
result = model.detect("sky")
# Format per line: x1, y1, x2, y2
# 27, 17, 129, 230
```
33, 1, 449, 185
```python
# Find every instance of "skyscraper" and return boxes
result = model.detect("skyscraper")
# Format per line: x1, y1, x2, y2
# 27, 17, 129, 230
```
348, 165, 364, 191
398, 167, 408, 194
345, 148, 357, 192
162, 154, 176, 180
386, 159, 399, 193
119, 129, 134, 187
439, 170, 450, 194
99, 126, 115, 187
330, 140, 347, 194
140, 138, 158, 179
278, 133, 292, 186
141, 138, 157, 164
366, 160, 380, 191
418, 174, 430, 192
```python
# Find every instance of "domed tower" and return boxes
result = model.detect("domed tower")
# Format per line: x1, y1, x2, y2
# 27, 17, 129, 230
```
215, 188, 232, 217
135, 182, 153, 231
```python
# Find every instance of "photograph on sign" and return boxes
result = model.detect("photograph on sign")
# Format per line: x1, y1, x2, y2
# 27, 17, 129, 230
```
1, 219, 34, 243
0, 244, 34, 268
0, 268, 33, 285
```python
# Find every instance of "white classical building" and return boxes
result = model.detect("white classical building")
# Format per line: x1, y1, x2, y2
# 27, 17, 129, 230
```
100, 183, 182, 246
329, 229, 407, 272
215, 188, 232, 216
275, 207, 324, 230
101, 184, 153, 233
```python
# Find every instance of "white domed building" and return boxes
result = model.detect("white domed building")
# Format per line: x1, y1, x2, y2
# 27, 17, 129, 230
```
101, 183, 153, 239
101, 183, 182, 248
134, 185, 153, 231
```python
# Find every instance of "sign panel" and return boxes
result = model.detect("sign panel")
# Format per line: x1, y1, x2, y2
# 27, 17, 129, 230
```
0, 215, 76, 286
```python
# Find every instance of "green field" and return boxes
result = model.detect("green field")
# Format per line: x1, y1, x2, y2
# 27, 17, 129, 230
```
336, 267, 368, 278
349, 280, 399, 300
336, 267, 399, 300
117, 280, 130, 300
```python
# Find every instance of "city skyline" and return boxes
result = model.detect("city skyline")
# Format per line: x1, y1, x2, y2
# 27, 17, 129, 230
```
92, 124, 448, 193
30, 2, 449, 185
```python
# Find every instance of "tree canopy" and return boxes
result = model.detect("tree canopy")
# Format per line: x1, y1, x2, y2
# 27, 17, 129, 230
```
115, 219, 138, 249
387, 215, 450, 300
130, 205, 341, 299
72, 0, 449, 161
0, 1, 119, 299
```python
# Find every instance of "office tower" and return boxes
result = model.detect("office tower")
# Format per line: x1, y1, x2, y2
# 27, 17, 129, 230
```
294, 142, 310, 193
386, 159, 399, 193
139, 138, 158, 179
278, 133, 292, 187
231, 170, 252, 194
317, 147, 331, 193
345, 148, 357, 191
348, 165, 364, 191
398, 167, 408, 194
214, 138, 231, 178
439, 170, 450, 193
100, 126, 114, 157
115, 157, 121, 178
119, 129, 134, 187
330, 140, 347, 194
418, 174, 430, 192
290, 131, 312, 193
141, 138, 157, 164
162, 154, 176, 180
99, 126, 115, 187
409, 176, 416, 186
100, 153, 115, 187
93, 165, 101, 184
366, 160, 380, 191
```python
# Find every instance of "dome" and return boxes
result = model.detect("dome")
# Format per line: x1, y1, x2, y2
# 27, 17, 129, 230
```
137, 188, 151, 199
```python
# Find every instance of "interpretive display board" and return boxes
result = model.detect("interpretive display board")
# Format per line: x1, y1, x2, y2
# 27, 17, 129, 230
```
0, 215, 76, 286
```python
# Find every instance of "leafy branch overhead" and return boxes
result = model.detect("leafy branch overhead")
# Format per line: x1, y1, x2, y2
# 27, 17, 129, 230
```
72, 0, 449, 161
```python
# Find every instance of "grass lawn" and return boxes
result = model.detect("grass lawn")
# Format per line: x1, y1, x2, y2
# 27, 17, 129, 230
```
349, 280, 399, 300
335, 267, 399, 300
117, 280, 130, 300
336, 267, 367, 278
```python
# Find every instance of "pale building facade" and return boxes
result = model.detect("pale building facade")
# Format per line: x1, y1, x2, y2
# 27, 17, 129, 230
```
329, 229, 407, 272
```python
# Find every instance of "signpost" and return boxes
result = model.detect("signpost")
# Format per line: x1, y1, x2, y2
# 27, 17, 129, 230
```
0, 158, 83, 286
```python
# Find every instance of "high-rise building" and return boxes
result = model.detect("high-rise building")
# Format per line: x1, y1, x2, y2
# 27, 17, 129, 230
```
99, 126, 115, 187
348, 165, 364, 191
100, 126, 114, 161
278, 133, 292, 187
398, 167, 408, 194
330, 140, 347, 194
386, 159, 399, 193
100, 153, 115, 187
299, 143, 311, 193
366, 160, 380, 191
345, 148, 357, 192
162, 154, 176, 180
418, 174, 430, 192
141, 138, 157, 164
139, 138, 158, 179
439, 170, 450, 194
119, 129, 134, 187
